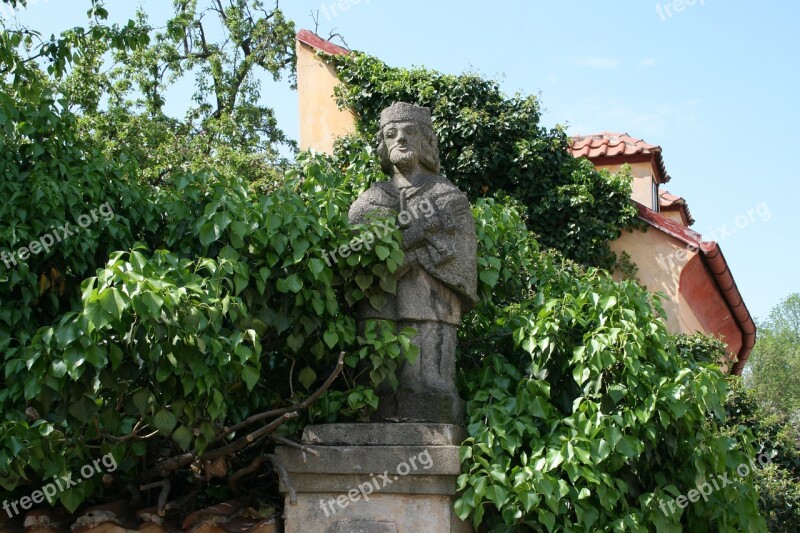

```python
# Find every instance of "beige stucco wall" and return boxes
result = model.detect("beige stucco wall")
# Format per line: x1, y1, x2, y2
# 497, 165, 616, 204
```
611, 228, 703, 334
296, 41, 356, 154
660, 210, 685, 225
596, 162, 657, 210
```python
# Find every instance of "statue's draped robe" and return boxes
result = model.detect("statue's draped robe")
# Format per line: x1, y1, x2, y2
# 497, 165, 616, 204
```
348, 175, 478, 397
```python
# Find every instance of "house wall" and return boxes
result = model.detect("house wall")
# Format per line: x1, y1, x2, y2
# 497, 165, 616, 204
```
596, 162, 657, 210
297, 40, 355, 153
660, 210, 685, 225
610, 227, 703, 334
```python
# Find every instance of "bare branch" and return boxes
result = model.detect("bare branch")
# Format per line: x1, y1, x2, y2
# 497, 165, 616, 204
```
140, 480, 171, 516
273, 436, 319, 457
205, 412, 297, 460
311, 10, 320, 35
140, 353, 344, 481
213, 0, 228, 22
222, 351, 346, 437
266, 453, 296, 505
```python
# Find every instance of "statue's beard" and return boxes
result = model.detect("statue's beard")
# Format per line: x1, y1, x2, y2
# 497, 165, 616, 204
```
390, 148, 419, 170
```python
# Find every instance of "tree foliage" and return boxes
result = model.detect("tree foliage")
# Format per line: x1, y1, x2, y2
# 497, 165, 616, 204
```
69, 0, 298, 187
725, 377, 800, 533
744, 293, 800, 420
738, 293, 800, 532
0, 1, 409, 516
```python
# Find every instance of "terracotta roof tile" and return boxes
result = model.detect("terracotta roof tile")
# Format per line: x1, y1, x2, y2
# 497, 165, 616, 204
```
0, 501, 279, 533
569, 132, 670, 184
658, 189, 695, 226
296, 29, 350, 56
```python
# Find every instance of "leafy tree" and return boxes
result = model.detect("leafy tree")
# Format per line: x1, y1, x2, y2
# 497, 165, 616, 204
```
1, 0, 398, 517
68, 0, 298, 186
725, 377, 800, 532
744, 293, 800, 421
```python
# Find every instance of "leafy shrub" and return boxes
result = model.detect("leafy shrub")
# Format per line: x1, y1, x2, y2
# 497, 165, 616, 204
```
327, 49, 766, 532
0, 99, 416, 511
452, 203, 765, 531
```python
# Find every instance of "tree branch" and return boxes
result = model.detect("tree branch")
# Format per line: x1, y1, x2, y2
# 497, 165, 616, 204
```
222, 351, 346, 437
141, 351, 345, 481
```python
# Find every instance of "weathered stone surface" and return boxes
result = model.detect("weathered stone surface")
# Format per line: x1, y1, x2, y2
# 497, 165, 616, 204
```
276, 445, 460, 478
138, 524, 169, 533
277, 426, 471, 531
283, 493, 469, 533
279, 102, 475, 532
71, 524, 127, 533
327, 520, 396, 533
301, 423, 467, 447
348, 102, 477, 425
373, 391, 466, 425
279, 473, 459, 496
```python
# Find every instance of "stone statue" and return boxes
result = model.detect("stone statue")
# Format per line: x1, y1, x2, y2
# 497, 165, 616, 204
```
348, 102, 478, 424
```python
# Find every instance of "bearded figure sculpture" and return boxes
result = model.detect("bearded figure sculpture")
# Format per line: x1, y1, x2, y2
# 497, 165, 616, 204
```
348, 102, 478, 424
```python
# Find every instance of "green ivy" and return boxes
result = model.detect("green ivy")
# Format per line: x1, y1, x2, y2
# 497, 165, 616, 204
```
453, 200, 765, 531
0, 126, 417, 510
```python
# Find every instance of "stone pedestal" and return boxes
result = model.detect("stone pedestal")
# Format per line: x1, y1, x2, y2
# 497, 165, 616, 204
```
373, 391, 466, 425
276, 423, 471, 533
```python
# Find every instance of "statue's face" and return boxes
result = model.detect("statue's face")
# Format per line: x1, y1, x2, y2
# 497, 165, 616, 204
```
382, 121, 423, 169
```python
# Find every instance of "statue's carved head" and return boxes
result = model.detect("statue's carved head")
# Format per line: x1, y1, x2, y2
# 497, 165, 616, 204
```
376, 102, 441, 176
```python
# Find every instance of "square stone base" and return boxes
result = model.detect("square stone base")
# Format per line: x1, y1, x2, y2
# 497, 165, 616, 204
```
276, 424, 471, 533
284, 493, 468, 533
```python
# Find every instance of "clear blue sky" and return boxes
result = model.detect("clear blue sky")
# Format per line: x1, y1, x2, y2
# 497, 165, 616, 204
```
9, 0, 799, 322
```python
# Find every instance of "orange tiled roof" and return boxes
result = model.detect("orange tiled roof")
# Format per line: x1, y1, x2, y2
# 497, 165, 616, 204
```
659, 189, 695, 226
569, 132, 670, 184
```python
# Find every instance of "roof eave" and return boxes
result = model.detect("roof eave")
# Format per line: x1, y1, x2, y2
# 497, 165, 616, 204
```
296, 29, 351, 56
633, 202, 755, 373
